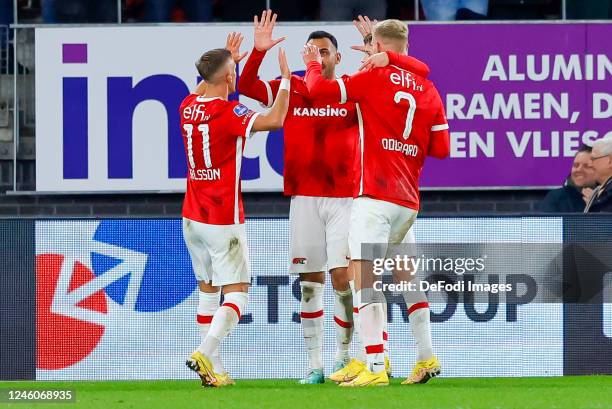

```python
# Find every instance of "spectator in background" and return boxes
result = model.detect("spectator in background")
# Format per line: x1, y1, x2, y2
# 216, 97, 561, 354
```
143, 0, 211, 22
567, 0, 612, 19
540, 145, 597, 213
320, 0, 386, 21
584, 137, 612, 213
42, 0, 117, 23
487, 0, 561, 20
421, 0, 488, 20
1, 0, 12, 50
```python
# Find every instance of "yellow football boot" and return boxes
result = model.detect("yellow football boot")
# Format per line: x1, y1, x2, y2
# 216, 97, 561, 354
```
329, 358, 365, 384
206, 372, 235, 387
339, 367, 389, 387
186, 351, 217, 386
385, 356, 392, 377
401, 356, 441, 385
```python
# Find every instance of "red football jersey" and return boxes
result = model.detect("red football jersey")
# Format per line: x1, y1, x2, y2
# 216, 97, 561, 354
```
305, 62, 450, 210
239, 49, 357, 197
179, 94, 259, 225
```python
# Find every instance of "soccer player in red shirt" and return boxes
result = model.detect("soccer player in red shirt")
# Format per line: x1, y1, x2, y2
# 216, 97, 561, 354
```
239, 10, 431, 384
303, 19, 450, 387
182, 36, 291, 387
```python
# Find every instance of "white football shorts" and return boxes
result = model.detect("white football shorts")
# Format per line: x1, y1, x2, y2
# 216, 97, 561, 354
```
182, 217, 250, 286
289, 195, 353, 274
348, 196, 418, 261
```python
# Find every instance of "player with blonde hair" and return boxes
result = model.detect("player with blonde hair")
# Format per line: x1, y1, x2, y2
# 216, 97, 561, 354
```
304, 19, 449, 386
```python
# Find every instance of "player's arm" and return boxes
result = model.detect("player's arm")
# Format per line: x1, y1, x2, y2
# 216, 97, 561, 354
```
348, 16, 430, 77
237, 9, 286, 106
239, 49, 281, 107
303, 44, 368, 103
427, 88, 450, 159
359, 52, 430, 78
304, 59, 340, 101
251, 48, 291, 131
388, 52, 430, 77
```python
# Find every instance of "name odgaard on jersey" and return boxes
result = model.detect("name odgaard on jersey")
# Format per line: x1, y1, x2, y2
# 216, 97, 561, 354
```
292, 105, 348, 117
382, 138, 418, 157
189, 168, 221, 181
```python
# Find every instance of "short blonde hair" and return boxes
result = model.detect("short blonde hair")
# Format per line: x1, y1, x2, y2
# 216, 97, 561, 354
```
373, 19, 408, 50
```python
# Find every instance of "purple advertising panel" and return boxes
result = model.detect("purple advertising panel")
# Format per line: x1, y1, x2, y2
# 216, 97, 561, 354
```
35, 24, 611, 192
412, 23, 612, 188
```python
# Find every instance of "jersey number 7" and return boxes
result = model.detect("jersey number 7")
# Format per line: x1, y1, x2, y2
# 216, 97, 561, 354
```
183, 124, 213, 169
394, 91, 417, 140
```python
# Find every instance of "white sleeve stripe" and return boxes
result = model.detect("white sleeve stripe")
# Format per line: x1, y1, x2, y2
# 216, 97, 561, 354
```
262, 81, 273, 108
245, 112, 260, 138
431, 124, 449, 131
336, 78, 347, 104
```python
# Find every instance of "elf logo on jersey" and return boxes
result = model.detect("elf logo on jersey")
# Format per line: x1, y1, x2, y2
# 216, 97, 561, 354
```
292, 257, 307, 265
36, 219, 196, 370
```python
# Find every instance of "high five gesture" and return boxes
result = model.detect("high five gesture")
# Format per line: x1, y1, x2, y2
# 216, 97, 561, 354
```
351, 15, 377, 54
225, 32, 248, 63
254, 9, 286, 52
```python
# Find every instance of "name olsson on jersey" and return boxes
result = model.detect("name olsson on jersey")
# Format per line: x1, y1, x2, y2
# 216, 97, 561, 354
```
293, 105, 348, 117
189, 168, 221, 181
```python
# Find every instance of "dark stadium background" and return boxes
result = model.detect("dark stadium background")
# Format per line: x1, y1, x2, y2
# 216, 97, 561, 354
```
1, 0, 611, 214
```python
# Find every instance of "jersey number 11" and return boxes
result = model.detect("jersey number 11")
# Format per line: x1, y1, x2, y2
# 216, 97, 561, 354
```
183, 124, 213, 169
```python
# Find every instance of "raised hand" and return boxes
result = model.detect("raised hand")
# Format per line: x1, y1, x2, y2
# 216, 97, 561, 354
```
301, 44, 321, 65
359, 52, 389, 71
351, 15, 377, 54
351, 42, 372, 55
254, 9, 286, 52
225, 32, 248, 63
278, 48, 290, 79
353, 14, 377, 38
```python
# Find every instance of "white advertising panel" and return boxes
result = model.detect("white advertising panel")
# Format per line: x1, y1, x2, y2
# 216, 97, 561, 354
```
35, 25, 364, 192
35, 217, 563, 380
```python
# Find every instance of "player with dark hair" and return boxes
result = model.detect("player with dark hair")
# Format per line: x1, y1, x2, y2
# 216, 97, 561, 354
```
304, 19, 450, 386
181, 33, 291, 387
238, 10, 431, 384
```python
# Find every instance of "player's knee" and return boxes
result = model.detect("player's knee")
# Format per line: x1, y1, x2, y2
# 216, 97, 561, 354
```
299, 280, 325, 304
330, 267, 350, 291
222, 282, 250, 294
299, 271, 325, 284
198, 280, 219, 293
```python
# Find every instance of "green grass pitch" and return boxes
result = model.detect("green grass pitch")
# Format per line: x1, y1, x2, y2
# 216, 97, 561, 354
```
1, 377, 611, 409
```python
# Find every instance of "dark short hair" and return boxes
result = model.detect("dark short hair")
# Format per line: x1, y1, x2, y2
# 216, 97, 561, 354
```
195, 48, 231, 82
577, 144, 593, 154
307, 30, 338, 50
